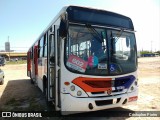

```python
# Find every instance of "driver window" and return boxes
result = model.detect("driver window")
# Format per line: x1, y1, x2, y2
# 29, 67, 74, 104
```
49, 34, 55, 64
115, 37, 130, 60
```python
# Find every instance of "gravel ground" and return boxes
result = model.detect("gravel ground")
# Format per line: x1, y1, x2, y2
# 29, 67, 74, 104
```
0, 57, 160, 120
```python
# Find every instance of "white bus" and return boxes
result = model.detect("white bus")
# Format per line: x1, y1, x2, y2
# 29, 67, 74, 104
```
27, 6, 138, 115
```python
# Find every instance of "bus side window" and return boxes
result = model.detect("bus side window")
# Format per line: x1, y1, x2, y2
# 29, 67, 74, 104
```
44, 34, 47, 57
31, 47, 33, 60
49, 34, 55, 63
39, 37, 44, 58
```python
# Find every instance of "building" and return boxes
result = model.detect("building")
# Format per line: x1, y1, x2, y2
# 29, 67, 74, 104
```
0, 52, 27, 61
5, 42, 10, 52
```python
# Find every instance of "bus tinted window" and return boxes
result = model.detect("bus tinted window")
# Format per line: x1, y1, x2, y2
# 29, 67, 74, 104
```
39, 37, 44, 57
44, 34, 47, 57
67, 6, 133, 30
65, 24, 137, 75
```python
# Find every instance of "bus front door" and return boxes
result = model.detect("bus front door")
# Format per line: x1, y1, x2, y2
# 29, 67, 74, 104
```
47, 25, 60, 111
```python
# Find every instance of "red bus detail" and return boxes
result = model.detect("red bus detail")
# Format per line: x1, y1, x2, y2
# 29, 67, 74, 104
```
34, 45, 38, 75
27, 51, 31, 71
128, 96, 138, 102
72, 77, 112, 92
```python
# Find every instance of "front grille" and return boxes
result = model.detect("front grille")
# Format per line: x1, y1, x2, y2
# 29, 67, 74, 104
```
112, 89, 123, 92
83, 80, 111, 88
95, 98, 121, 106
91, 91, 105, 94
115, 79, 128, 87
117, 98, 121, 103
95, 99, 112, 106
115, 75, 135, 89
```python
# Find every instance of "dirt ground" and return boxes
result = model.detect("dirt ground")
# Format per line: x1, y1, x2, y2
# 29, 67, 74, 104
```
0, 57, 160, 120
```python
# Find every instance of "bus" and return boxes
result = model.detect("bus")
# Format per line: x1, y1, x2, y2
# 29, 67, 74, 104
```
27, 5, 138, 115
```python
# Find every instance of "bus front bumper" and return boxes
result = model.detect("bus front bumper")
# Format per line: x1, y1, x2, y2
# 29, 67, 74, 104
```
61, 90, 138, 115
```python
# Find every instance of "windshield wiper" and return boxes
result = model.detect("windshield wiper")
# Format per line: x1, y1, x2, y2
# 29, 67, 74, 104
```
85, 24, 103, 43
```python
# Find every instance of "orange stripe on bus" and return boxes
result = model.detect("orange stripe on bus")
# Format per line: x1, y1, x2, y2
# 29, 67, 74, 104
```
72, 77, 112, 92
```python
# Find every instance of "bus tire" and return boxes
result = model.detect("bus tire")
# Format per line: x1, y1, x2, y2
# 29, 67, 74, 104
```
30, 72, 34, 84
30, 78, 34, 84
43, 77, 48, 100
43, 77, 52, 106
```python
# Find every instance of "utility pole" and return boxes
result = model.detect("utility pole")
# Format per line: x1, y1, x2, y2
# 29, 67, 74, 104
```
8, 36, 10, 61
151, 41, 152, 53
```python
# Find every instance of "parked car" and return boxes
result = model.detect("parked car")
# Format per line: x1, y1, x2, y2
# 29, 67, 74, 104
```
0, 57, 6, 66
0, 69, 4, 85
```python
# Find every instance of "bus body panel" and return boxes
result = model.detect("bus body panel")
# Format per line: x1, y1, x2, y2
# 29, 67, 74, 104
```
61, 90, 138, 115
27, 51, 31, 77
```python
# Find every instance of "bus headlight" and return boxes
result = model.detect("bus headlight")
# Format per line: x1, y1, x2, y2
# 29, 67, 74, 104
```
69, 83, 88, 97
77, 91, 82, 96
70, 85, 75, 91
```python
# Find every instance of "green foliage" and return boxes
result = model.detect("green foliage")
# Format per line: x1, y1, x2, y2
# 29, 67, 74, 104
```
140, 51, 152, 55
6, 60, 27, 65
140, 50, 160, 56
155, 51, 160, 55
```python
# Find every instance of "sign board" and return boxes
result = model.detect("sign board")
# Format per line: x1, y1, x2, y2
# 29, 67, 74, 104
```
67, 55, 88, 73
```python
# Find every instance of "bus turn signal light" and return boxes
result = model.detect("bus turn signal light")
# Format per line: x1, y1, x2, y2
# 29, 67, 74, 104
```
64, 82, 70, 86
129, 96, 138, 102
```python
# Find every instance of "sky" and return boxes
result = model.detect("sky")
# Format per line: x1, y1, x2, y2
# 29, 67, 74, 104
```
0, 0, 160, 52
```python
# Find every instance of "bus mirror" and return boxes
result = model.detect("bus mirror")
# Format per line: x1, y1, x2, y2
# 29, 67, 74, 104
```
59, 20, 67, 38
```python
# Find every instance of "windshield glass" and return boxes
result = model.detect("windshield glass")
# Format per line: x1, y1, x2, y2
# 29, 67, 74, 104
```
64, 25, 137, 76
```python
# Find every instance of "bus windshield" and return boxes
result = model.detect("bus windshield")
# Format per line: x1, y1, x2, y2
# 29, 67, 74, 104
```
65, 24, 137, 76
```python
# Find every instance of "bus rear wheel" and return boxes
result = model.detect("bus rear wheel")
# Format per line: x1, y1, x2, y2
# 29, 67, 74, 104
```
43, 77, 52, 107
30, 78, 34, 84
43, 78, 49, 101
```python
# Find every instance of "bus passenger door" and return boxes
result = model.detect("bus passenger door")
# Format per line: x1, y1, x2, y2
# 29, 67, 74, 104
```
54, 25, 61, 110
47, 25, 60, 111
47, 29, 55, 103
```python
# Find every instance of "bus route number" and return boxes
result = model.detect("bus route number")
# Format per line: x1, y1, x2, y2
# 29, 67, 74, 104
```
72, 58, 84, 67
67, 55, 88, 73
